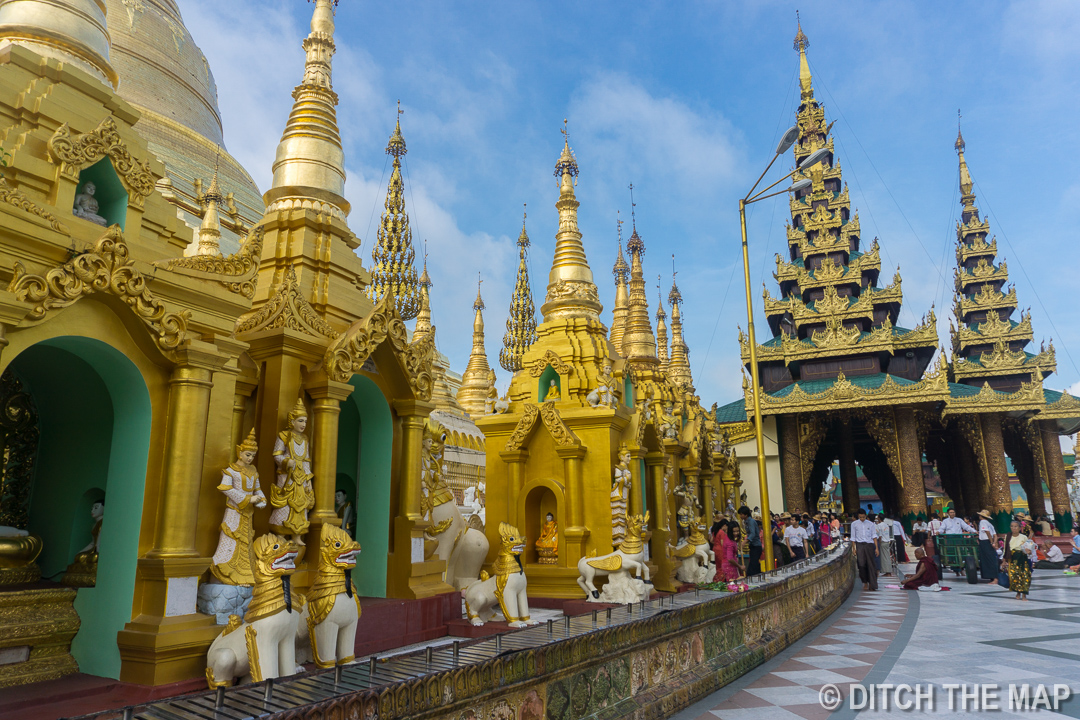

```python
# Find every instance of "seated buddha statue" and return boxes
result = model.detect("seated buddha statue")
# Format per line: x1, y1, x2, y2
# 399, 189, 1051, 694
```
542, 379, 559, 402
535, 512, 558, 564
63, 500, 103, 587
72, 182, 107, 226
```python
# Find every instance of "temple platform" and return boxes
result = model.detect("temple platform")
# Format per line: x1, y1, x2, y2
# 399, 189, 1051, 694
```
56, 543, 852, 720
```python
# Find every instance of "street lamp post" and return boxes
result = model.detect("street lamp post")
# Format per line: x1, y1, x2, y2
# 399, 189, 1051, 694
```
740, 131, 828, 571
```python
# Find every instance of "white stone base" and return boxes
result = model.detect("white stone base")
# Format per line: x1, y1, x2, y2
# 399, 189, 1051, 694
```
197, 582, 253, 624
595, 570, 649, 604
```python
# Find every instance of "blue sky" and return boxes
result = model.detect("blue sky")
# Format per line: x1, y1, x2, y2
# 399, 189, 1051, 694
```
180, 0, 1080, 410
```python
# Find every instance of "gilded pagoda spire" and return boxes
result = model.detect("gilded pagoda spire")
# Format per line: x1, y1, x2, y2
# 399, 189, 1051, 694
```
623, 189, 659, 368
948, 123, 1053, 384
457, 277, 493, 417
541, 121, 602, 322
655, 278, 669, 370
366, 105, 422, 320
666, 262, 693, 391
794, 12, 813, 101
414, 249, 433, 341
609, 213, 630, 355
195, 169, 224, 256
264, 0, 348, 217
499, 207, 538, 372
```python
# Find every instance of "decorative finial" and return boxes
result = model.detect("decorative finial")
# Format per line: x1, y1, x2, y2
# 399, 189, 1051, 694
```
474, 273, 485, 311
501, 205, 538, 371
655, 274, 666, 319
518, 203, 530, 249
554, 119, 579, 178
419, 240, 432, 288
626, 185, 644, 256
387, 101, 407, 158
628, 183, 637, 229
669, 254, 682, 306
794, 10, 809, 52
955, 108, 966, 154
613, 211, 630, 281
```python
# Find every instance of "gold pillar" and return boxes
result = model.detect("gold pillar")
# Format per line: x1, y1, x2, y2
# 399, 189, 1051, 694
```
557, 446, 588, 560
956, 441, 980, 516
231, 375, 259, 460
148, 354, 223, 557
838, 417, 860, 515
1041, 421, 1073, 532
305, 374, 355, 547
645, 452, 676, 592
778, 414, 806, 514
501, 449, 528, 529
895, 407, 928, 530
981, 412, 1013, 531
629, 448, 645, 518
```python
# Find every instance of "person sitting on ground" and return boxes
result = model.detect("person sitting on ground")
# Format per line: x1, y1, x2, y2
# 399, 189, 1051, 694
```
902, 547, 939, 590
1034, 539, 1065, 569
1063, 528, 1080, 574
1037, 515, 1053, 537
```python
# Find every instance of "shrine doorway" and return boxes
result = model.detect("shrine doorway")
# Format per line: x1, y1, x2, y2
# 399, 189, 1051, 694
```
5, 336, 151, 678
337, 374, 393, 596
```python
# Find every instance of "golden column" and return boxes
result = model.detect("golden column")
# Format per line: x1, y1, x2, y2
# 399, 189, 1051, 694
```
838, 417, 861, 515
304, 373, 355, 546
645, 452, 676, 591
148, 347, 228, 557
1041, 420, 1073, 531
778, 414, 806, 514
628, 447, 646, 517
981, 412, 1013, 531
895, 407, 928, 529
557, 445, 588, 560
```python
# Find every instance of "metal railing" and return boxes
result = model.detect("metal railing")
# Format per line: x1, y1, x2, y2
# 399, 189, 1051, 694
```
101, 542, 848, 720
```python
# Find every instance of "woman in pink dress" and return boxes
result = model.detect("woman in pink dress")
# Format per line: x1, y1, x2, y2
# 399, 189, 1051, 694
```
711, 519, 729, 582
722, 523, 744, 581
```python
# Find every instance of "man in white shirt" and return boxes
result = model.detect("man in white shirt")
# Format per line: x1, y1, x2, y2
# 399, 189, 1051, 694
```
976, 509, 1000, 581
928, 513, 943, 537
940, 508, 975, 535
784, 515, 808, 561
892, 518, 909, 563
850, 508, 879, 591
1034, 540, 1065, 569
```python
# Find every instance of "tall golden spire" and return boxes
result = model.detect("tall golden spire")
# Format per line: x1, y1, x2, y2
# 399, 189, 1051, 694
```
457, 277, 493, 417
794, 12, 813, 101
541, 120, 602, 322
955, 112, 974, 202
622, 188, 659, 367
666, 260, 693, 391
655, 276, 669, 370
195, 169, 224, 256
366, 104, 421, 319
413, 247, 433, 340
264, 0, 348, 217
609, 213, 630, 354
0, 0, 117, 87
499, 206, 538, 372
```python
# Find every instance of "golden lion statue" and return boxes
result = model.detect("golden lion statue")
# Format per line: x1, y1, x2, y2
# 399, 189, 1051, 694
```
205, 534, 303, 687
462, 523, 537, 628
300, 524, 362, 668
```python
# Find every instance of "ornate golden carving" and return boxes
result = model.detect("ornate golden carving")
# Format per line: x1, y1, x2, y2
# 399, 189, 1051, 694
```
0, 176, 69, 234
539, 401, 579, 447
323, 295, 434, 400
544, 278, 599, 305
503, 403, 540, 452
527, 349, 572, 378
47, 117, 155, 201
8, 226, 190, 351
943, 370, 1046, 415
1039, 389, 1080, 421
797, 415, 828, 486
860, 408, 903, 486
236, 266, 339, 339
158, 225, 264, 299
747, 359, 949, 416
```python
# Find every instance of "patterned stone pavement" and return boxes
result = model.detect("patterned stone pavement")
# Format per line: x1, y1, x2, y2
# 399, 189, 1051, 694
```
676, 566, 1080, 719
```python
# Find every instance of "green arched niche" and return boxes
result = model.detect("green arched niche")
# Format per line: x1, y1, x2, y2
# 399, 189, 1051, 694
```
9, 336, 151, 679
537, 365, 560, 402
337, 374, 393, 597
76, 157, 128, 230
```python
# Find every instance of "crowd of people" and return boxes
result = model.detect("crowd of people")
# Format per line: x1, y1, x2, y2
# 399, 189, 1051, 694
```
700, 503, 1080, 601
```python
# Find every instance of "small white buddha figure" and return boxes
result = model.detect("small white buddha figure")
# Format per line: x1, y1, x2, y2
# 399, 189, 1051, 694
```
73, 181, 107, 226
63, 499, 104, 587
335, 489, 355, 538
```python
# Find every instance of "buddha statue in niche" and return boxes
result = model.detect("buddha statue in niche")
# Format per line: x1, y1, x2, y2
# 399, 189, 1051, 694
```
73, 181, 107, 226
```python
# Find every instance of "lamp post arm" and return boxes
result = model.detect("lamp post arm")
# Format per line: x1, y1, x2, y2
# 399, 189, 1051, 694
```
746, 165, 803, 204
744, 152, 781, 202
739, 198, 774, 572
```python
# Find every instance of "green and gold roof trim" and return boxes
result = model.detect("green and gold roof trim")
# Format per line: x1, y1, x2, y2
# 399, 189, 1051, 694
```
774, 241, 880, 293
951, 340, 1056, 380
942, 368, 1046, 416
742, 306, 936, 366
954, 285, 1018, 319
954, 257, 1008, 293
764, 279, 903, 331
950, 308, 1033, 354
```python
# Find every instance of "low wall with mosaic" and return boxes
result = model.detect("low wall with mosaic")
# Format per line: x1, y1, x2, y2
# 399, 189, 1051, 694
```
254, 544, 853, 720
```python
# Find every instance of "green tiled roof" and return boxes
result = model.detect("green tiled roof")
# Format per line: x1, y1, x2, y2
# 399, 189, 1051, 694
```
715, 398, 749, 424
947, 382, 982, 399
